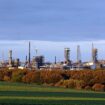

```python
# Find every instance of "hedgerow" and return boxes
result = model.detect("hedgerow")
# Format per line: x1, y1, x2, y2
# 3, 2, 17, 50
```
0, 68, 105, 91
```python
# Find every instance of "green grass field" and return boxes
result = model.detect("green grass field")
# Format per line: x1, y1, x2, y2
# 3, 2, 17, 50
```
0, 82, 105, 105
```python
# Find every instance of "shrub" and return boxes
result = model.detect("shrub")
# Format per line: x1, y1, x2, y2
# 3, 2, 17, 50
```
69, 70, 94, 86
1, 68, 105, 92
55, 80, 64, 87
55, 79, 85, 89
3, 76, 10, 81
4, 70, 12, 78
92, 83, 105, 92
75, 80, 86, 89
64, 79, 76, 88
0, 70, 4, 81
40, 70, 62, 84
22, 71, 40, 84
85, 86, 92, 90
92, 70, 105, 85
11, 70, 27, 82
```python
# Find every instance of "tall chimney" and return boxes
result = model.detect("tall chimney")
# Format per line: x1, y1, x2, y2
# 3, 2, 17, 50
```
9, 50, 12, 67
28, 42, 31, 64
55, 56, 57, 64
92, 43, 94, 62
26, 55, 27, 63
77, 45, 81, 63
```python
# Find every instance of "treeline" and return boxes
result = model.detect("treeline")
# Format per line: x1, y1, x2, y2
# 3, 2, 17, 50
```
0, 68, 105, 92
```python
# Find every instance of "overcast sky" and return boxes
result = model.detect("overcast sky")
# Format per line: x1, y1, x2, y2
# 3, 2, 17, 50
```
0, 0, 105, 41
0, 0, 105, 62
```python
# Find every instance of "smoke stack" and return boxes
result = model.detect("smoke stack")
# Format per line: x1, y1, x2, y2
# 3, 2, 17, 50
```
26, 55, 27, 62
77, 45, 81, 63
92, 43, 94, 62
9, 50, 12, 67
55, 56, 57, 64
28, 42, 31, 64
92, 43, 98, 63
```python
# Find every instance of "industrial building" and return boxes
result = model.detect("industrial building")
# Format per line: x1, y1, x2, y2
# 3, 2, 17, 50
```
32, 56, 44, 69
0, 42, 105, 70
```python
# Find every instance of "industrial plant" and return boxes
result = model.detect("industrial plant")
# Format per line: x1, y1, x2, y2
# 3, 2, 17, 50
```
0, 42, 105, 70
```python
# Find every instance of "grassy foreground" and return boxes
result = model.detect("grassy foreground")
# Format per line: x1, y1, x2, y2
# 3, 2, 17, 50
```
0, 82, 105, 105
